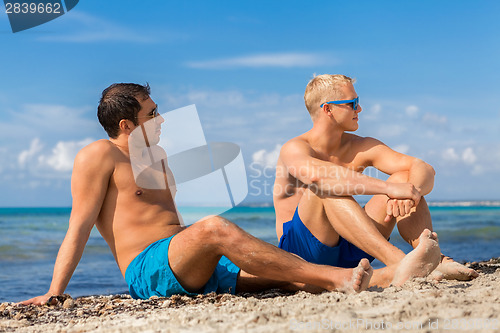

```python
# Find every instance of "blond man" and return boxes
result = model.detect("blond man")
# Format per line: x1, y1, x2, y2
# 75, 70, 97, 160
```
274, 74, 478, 286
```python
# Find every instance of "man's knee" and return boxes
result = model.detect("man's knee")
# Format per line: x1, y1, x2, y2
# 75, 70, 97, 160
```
197, 215, 240, 242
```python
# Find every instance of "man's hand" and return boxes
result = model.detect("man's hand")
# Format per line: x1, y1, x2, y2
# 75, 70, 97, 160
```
384, 183, 422, 222
18, 293, 56, 306
384, 199, 415, 222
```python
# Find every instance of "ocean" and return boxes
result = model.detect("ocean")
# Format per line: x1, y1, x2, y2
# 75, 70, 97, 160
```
1, 203, 499, 303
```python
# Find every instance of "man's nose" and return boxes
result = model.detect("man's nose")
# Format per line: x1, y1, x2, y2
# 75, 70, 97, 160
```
156, 114, 165, 124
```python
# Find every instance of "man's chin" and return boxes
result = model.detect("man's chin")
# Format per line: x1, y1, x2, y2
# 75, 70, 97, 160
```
149, 137, 161, 146
346, 126, 359, 132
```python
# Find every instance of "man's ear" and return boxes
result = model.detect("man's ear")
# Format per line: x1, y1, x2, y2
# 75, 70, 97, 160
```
321, 105, 332, 117
118, 119, 135, 135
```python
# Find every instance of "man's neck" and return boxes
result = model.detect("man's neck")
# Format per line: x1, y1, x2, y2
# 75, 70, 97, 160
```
307, 121, 345, 155
109, 135, 130, 153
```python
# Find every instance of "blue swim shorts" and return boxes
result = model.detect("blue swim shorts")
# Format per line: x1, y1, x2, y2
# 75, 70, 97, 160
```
125, 236, 241, 299
278, 207, 375, 268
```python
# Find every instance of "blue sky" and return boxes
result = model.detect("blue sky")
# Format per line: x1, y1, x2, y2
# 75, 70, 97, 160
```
0, 1, 499, 206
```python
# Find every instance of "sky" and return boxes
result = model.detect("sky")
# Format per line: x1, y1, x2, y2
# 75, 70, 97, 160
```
0, 0, 499, 207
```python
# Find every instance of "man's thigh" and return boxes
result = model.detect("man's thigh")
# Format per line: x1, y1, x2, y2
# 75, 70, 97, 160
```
295, 191, 387, 267
168, 223, 222, 292
298, 189, 392, 245
296, 188, 340, 247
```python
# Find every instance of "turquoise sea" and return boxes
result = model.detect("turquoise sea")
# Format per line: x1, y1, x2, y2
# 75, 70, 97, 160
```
1, 203, 500, 303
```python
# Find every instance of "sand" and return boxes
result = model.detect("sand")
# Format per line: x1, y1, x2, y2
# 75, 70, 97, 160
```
1, 259, 499, 333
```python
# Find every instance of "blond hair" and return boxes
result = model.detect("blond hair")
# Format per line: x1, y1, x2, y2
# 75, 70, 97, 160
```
304, 74, 355, 119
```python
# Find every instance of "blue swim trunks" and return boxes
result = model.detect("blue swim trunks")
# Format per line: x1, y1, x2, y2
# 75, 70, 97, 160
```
125, 236, 241, 299
278, 207, 375, 268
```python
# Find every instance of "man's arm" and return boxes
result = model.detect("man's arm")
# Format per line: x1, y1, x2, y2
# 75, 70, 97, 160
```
279, 139, 420, 201
365, 137, 435, 195
362, 137, 435, 220
20, 141, 114, 305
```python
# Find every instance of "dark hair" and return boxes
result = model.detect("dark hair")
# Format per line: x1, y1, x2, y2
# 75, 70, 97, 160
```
97, 83, 151, 138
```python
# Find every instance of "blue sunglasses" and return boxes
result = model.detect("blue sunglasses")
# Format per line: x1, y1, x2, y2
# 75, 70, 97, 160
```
320, 96, 359, 111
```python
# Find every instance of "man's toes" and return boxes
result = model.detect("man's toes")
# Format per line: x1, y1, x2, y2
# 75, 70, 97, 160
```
461, 268, 479, 280
359, 258, 371, 271
353, 275, 362, 290
429, 270, 444, 282
420, 228, 432, 239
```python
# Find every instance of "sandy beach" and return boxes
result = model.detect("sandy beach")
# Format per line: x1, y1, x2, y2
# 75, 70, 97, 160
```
1, 259, 499, 333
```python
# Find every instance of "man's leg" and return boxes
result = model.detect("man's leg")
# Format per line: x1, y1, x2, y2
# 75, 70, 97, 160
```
167, 216, 372, 293
235, 270, 325, 293
364, 171, 478, 280
364, 171, 432, 247
297, 189, 405, 266
293, 188, 441, 287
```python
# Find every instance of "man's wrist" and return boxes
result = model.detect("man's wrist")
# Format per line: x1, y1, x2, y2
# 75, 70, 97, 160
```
47, 289, 63, 296
381, 180, 390, 196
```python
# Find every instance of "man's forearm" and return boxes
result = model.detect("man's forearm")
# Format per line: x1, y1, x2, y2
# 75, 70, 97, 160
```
310, 165, 389, 197
48, 229, 90, 295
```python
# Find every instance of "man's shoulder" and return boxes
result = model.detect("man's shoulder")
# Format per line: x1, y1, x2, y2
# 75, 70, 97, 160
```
344, 134, 383, 149
74, 139, 116, 166
281, 136, 313, 155
77, 139, 114, 155
283, 135, 310, 149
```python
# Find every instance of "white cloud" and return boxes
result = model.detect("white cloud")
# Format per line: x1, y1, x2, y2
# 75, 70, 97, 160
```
422, 113, 448, 126
0, 102, 104, 185
472, 165, 483, 176
252, 144, 282, 169
405, 105, 419, 117
442, 148, 459, 162
18, 138, 94, 176
4, 103, 100, 142
157, 88, 312, 161
185, 52, 335, 69
376, 124, 406, 138
371, 104, 382, 115
162, 88, 296, 110
364, 103, 382, 120
462, 147, 477, 165
43, 138, 94, 171
18, 138, 44, 168
172, 90, 246, 108
36, 11, 157, 43
441, 147, 478, 169
14, 103, 88, 121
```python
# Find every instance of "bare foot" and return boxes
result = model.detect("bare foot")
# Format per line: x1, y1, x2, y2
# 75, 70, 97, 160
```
428, 269, 444, 282
391, 229, 441, 286
340, 258, 373, 293
432, 255, 479, 281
